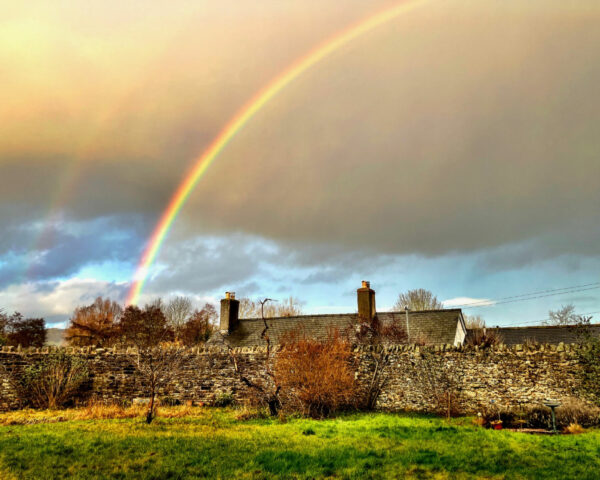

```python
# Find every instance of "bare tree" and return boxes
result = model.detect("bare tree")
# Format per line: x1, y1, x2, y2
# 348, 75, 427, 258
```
238, 297, 260, 319
410, 352, 463, 418
222, 298, 282, 415
274, 296, 304, 317
119, 305, 183, 423
544, 303, 581, 326
350, 313, 408, 410
393, 289, 443, 311
237, 296, 304, 318
164, 296, 193, 328
133, 344, 186, 423
464, 314, 485, 329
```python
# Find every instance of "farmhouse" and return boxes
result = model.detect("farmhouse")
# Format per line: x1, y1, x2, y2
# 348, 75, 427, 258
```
210, 281, 468, 347
210, 281, 600, 348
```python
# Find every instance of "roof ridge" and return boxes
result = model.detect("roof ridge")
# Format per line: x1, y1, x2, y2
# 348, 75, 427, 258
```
484, 323, 600, 331
384, 309, 462, 314
239, 312, 357, 322
239, 308, 461, 322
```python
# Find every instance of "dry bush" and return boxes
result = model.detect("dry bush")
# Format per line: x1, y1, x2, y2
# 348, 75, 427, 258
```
275, 329, 356, 418
556, 397, 600, 428
465, 329, 503, 348
21, 352, 89, 409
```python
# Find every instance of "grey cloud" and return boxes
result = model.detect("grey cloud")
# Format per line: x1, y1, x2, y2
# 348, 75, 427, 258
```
475, 228, 600, 272
0, 215, 144, 288
183, 1, 600, 259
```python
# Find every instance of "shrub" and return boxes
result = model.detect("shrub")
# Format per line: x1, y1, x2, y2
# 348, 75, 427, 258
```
465, 328, 503, 348
480, 398, 600, 429
213, 392, 235, 407
21, 352, 89, 409
275, 329, 356, 418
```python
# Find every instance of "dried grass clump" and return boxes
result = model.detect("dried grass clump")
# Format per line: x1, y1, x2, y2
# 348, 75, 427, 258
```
0, 401, 211, 425
0, 409, 70, 426
563, 423, 585, 435
77, 400, 144, 420
156, 405, 196, 418
234, 404, 269, 421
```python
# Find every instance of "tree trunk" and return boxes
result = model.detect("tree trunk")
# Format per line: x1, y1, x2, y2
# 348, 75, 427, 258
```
146, 390, 156, 424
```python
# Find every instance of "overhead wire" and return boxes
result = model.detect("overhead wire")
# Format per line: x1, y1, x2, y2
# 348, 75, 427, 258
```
449, 282, 600, 309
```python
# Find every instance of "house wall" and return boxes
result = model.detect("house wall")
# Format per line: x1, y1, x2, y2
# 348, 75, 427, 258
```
0, 343, 592, 413
453, 319, 466, 346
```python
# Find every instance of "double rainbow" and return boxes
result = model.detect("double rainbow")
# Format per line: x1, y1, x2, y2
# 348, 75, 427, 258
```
127, 0, 427, 305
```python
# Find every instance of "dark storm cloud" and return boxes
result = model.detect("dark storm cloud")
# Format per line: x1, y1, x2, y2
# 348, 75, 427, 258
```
1, 0, 599, 288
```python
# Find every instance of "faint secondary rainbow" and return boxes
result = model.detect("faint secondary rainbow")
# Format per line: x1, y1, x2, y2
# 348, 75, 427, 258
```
127, 0, 428, 305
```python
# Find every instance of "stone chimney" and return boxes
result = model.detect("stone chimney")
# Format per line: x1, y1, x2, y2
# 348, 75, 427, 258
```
357, 280, 376, 322
220, 292, 240, 334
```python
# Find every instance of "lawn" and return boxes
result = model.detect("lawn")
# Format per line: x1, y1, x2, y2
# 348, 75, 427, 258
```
1, 408, 599, 479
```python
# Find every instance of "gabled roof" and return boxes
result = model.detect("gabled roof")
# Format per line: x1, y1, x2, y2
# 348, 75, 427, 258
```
466, 324, 600, 345
210, 309, 464, 347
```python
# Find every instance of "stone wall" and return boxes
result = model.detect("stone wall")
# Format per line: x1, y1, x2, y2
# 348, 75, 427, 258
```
0, 343, 592, 413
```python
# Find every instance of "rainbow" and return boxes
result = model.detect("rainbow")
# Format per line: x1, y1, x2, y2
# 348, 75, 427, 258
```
127, 0, 427, 305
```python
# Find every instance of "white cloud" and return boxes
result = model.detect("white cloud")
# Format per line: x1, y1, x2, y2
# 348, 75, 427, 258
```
442, 297, 495, 308
0, 278, 128, 324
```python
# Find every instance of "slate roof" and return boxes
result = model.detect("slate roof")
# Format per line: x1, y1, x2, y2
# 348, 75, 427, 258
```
466, 324, 600, 345
210, 309, 464, 347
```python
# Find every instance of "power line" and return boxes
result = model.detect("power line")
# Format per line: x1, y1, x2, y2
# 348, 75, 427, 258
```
450, 282, 600, 309
490, 310, 600, 328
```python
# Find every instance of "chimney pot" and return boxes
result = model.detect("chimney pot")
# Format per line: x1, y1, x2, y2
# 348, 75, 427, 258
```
362, 280, 370, 289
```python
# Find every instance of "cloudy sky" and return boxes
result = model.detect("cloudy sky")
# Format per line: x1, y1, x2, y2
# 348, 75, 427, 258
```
1, 0, 599, 327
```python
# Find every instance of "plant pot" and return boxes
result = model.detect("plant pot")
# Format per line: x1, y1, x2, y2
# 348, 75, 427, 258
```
492, 422, 503, 430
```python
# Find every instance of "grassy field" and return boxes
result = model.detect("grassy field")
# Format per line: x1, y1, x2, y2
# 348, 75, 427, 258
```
1, 408, 599, 479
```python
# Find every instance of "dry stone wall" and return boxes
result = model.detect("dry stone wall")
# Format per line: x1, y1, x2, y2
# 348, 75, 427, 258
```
0, 343, 592, 413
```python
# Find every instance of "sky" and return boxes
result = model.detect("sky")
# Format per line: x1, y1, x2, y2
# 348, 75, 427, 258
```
1, 0, 599, 327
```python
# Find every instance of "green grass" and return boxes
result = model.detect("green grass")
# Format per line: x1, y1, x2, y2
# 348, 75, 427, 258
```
1, 408, 599, 479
